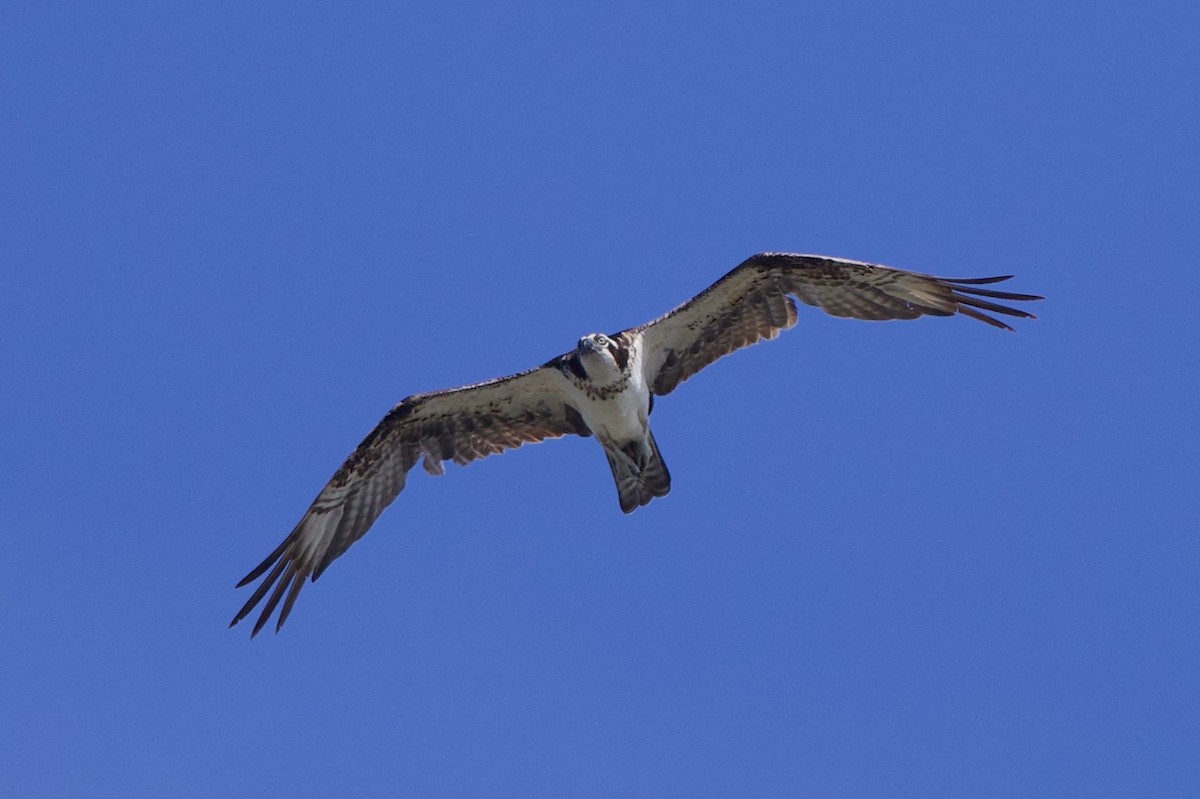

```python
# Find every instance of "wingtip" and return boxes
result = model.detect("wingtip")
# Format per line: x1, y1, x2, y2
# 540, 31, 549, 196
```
251, 615, 269, 638
997, 308, 1039, 331
944, 274, 1016, 285
229, 605, 249, 628
229, 613, 263, 639
229, 609, 259, 636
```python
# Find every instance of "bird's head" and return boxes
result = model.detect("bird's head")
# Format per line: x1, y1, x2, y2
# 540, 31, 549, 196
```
576, 333, 622, 377
577, 333, 612, 356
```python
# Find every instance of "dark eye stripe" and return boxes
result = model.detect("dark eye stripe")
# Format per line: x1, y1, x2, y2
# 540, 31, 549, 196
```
608, 336, 630, 370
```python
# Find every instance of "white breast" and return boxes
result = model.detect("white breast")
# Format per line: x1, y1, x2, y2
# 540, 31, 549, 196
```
566, 337, 651, 442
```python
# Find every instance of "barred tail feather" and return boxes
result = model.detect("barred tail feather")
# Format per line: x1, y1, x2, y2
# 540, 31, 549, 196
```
605, 432, 671, 514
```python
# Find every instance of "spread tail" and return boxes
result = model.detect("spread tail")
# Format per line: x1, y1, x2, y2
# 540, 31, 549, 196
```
604, 431, 671, 514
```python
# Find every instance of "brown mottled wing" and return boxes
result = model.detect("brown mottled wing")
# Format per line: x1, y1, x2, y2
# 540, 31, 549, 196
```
634, 252, 1042, 396
230, 363, 587, 636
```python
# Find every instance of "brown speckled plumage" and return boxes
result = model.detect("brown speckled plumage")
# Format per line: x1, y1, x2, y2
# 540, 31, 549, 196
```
232, 251, 1041, 636
636, 253, 1039, 396
230, 367, 589, 636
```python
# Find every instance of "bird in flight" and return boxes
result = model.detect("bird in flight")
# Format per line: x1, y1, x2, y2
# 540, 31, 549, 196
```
231, 252, 1041, 636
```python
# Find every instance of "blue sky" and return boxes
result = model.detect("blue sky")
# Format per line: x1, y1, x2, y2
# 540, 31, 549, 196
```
3, 2, 1198, 796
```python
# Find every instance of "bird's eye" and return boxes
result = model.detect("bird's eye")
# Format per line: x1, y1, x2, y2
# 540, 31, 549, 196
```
595, 335, 608, 345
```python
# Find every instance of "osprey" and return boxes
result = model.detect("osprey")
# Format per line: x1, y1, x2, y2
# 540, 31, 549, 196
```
232, 253, 1041, 635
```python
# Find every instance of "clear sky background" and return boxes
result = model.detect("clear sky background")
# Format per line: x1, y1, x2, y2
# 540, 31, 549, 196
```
3, 2, 1198, 796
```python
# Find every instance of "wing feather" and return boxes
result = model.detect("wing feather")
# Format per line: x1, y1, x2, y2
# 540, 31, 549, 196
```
231, 363, 587, 636
634, 253, 1042, 395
